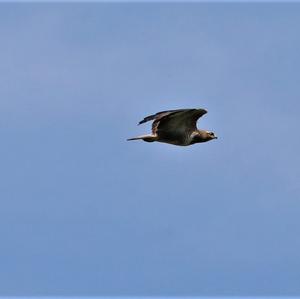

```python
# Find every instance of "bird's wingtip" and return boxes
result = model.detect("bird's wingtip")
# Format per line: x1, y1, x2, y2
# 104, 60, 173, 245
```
138, 120, 146, 125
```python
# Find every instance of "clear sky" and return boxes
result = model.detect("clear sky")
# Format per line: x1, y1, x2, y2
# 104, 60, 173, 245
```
0, 2, 300, 297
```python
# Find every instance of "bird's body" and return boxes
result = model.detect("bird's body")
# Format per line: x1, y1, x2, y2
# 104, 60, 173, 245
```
127, 108, 217, 146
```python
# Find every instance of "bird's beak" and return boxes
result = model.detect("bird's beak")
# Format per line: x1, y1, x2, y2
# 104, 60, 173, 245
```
214, 136, 218, 139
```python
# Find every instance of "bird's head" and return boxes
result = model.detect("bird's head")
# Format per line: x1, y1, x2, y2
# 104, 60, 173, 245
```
191, 130, 218, 144
206, 131, 218, 140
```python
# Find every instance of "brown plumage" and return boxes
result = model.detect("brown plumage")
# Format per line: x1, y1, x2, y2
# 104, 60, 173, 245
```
127, 108, 217, 146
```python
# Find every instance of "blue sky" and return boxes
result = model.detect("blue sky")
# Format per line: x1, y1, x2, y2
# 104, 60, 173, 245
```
0, 3, 300, 296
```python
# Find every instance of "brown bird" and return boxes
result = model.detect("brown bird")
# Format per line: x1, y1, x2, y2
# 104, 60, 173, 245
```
127, 108, 217, 146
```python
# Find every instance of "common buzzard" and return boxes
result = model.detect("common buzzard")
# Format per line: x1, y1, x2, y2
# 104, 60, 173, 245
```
127, 108, 217, 146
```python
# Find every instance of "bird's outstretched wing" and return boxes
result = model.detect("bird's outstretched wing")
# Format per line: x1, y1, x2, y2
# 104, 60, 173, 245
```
153, 109, 207, 138
139, 109, 207, 136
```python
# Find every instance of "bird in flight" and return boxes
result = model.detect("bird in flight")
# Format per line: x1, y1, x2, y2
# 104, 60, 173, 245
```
127, 108, 217, 146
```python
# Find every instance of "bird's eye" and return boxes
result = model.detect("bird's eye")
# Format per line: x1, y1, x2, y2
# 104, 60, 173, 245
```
210, 132, 214, 136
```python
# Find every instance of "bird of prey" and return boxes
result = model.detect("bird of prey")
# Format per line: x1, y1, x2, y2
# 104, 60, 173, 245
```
127, 108, 217, 146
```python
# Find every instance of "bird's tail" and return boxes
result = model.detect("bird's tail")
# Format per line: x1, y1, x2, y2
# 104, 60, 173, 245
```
127, 134, 156, 142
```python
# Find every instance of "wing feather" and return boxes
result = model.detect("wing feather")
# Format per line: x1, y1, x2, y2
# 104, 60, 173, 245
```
138, 109, 187, 125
